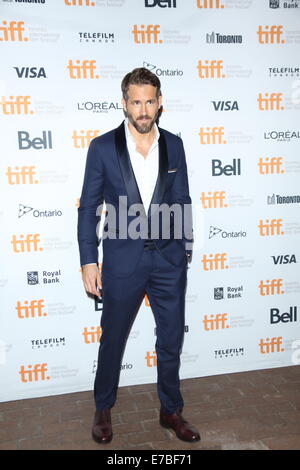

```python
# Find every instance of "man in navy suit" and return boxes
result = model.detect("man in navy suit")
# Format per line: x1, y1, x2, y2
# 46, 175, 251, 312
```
78, 68, 200, 444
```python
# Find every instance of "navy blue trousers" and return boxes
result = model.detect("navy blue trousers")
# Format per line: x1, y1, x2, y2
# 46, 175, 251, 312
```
94, 244, 188, 413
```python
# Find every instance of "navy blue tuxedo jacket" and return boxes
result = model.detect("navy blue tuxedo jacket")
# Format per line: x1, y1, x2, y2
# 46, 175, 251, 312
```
78, 121, 193, 277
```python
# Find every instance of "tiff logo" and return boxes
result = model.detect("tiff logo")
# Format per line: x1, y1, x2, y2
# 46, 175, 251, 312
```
16, 299, 47, 319
257, 25, 285, 44
0, 96, 33, 115
197, 60, 225, 79
203, 313, 229, 330
199, 127, 227, 144
11, 234, 43, 253
132, 25, 163, 44
19, 363, 50, 382
200, 191, 228, 209
6, 166, 39, 185
197, 0, 224, 7
65, 0, 95, 5
201, 253, 228, 271
72, 130, 100, 148
82, 326, 102, 344
145, 351, 157, 367
258, 219, 284, 236
67, 60, 99, 79
0, 20, 28, 42
259, 279, 284, 296
258, 157, 285, 174
259, 337, 284, 354
257, 93, 284, 110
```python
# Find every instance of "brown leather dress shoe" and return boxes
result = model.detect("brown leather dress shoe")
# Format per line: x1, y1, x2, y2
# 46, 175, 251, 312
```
92, 409, 113, 444
160, 409, 201, 442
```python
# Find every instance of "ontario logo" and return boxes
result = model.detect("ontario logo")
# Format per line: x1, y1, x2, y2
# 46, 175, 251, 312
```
143, 61, 183, 76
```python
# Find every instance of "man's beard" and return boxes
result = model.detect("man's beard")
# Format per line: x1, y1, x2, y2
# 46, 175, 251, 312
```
127, 111, 159, 135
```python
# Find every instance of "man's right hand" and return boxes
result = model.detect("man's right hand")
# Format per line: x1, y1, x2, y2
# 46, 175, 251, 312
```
82, 264, 102, 296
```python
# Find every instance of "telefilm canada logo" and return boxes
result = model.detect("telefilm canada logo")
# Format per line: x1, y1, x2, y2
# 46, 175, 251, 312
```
214, 347, 244, 359
78, 31, 115, 43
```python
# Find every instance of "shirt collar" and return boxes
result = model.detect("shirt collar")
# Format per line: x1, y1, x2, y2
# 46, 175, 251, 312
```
124, 118, 160, 149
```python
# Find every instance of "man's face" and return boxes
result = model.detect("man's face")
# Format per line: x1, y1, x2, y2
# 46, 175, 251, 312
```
122, 84, 162, 135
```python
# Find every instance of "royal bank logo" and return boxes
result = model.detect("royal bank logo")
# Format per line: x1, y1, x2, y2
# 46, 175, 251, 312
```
214, 285, 243, 300
27, 271, 39, 285
143, 61, 183, 77
78, 31, 115, 43
269, 0, 299, 8
206, 32, 242, 44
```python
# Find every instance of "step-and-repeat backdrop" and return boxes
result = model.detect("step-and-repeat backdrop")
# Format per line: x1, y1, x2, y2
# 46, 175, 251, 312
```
1, 0, 300, 403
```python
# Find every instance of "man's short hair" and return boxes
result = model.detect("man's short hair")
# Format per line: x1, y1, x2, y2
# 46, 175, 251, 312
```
121, 67, 161, 101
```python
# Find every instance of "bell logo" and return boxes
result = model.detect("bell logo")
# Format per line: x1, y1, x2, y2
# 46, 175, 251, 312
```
0, 21, 28, 42
258, 219, 284, 236
11, 234, 43, 253
203, 313, 229, 331
16, 299, 47, 319
259, 337, 284, 354
19, 363, 50, 383
197, 0, 224, 8
145, 351, 157, 367
82, 326, 102, 344
0, 96, 33, 115
258, 157, 285, 174
65, 0, 95, 5
72, 130, 100, 148
6, 166, 39, 185
199, 127, 227, 144
201, 253, 229, 271
258, 279, 284, 296
257, 93, 284, 111
67, 60, 99, 79
145, 0, 176, 6
197, 60, 225, 79
200, 191, 228, 209
257, 25, 285, 44
132, 25, 163, 44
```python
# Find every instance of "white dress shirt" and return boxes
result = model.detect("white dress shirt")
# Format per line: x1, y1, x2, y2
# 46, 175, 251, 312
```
124, 118, 159, 214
